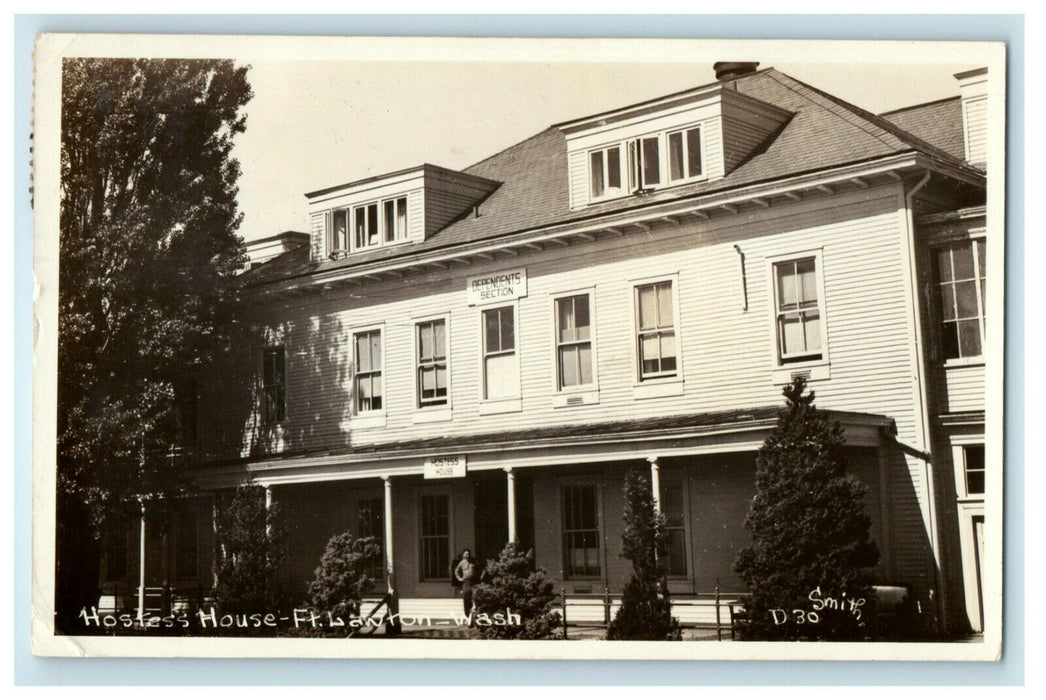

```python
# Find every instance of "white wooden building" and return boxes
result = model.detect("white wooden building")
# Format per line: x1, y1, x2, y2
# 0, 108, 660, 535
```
101, 62, 993, 636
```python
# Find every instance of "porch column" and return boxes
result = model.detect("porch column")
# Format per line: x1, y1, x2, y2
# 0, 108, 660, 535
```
264, 486, 273, 537
647, 456, 662, 513
505, 467, 518, 543
382, 475, 401, 634
211, 494, 220, 589
137, 500, 146, 624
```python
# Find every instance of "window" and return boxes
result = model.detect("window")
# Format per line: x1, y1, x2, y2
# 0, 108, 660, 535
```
660, 478, 688, 577
482, 306, 518, 399
668, 126, 702, 182
635, 281, 677, 380
175, 510, 199, 579
354, 330, 383, 413
330, 209, 349, 255
556, 294, 593, 390
354, 203, 379, 249
589, 145, 623, 200
963, 445, 985, 496
419, 494, 450, 581
383, 197, 408, 243
357, 497, 386, 582
936, 239, 986, 360
773, 258, 823, 363
262, 347, 286, 424
562, 483, 601, 578
630, 135, 661, 190
417, 319, 448, 407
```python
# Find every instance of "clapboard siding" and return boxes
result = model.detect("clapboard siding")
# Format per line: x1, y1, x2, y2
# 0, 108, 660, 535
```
425, 189, 477, 238
933, 363, 986, 414
567, 150, 587, 210
962, 96, 987, 165
309, 211, 326, 262
207, 185, 926, 458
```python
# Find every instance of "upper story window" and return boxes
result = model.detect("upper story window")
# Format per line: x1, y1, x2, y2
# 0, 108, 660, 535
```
262, 346, 286, 424
962, 444, 985, 496
635, 281, 678, 381
556, 294, 593, 390
773, 258, 823, 363
482, 306, 518, 400
354, 329, 383, 413
329, 196, 409, 257
587, 126, 703, 203
417, 319, 449, 407
935, 238, 986, 360
668, 126, 703, 182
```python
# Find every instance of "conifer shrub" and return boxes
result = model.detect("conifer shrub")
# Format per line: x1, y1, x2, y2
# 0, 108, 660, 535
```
733, 377, 880, 641
306, 532, 382, 624
471, 541, 562, 639
213, 484, 288, 619
606, 469, 679, 641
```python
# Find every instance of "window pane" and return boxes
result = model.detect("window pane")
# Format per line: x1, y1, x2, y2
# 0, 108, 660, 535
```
484, 309, 501, 352
777, 264, 798, 309
557, 298, 575, 342
958, 319, 982, 357
419, 324, 434, 360
559, 346, 579, 387
641, 334, 661, 374
638, 285, 657, 330
662, 484, 684, 527
433, 321, 445, 358
589, 151, 604, 198
941, 322, 960, 359
941, 284, 957, 321
435, 366, 447, 395
666, 530, 687, 577
642, 137, 660, 186
485, 353, 517, 399
797, 259, 817, 305
955, 280, 979, 318
396, 197, 407, 239
937, 248, 953, 282
383, 200, 395, 242
781, 315, 804, 355
659, 332, 677, 369
803, 312, 822, 352
952, 243, 975, 279
574, 296, 591, 340
657, 282, 673, 325
668, 131, 684, 181
500, 307, 515, 350
976, 239, 986, 277
686, 127, 702, 176
355, 335, 369, 372
578, 345, 593, 385
607, 147, 621, 190
420, 366, 435, 396
333, 210, 348, 250
354, 206, 367, 248
965, 445, 985, 495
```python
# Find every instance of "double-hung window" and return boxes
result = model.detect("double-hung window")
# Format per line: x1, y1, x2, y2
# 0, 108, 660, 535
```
330, 209, 350, 255
562, 482, 602, 578
660, 477, 688, 577
962, 444, 986, 496
383, 197, 408, 243
589, 145, 624, 200
667, 126, 703, 182
354, 203, 379, 249
773, 257, 823, 363
417, 319, 448, 407
482, 306, 518, 400
556, 294, 593, 390
262, 346, 286, 424
935, 238, 986, 360
354, 330, 383, 413
635, 281, 677, 381
629, 135, 661, 190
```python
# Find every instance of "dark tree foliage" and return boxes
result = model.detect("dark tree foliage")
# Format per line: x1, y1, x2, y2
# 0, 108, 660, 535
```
472, 542, 561, 639
733, 377, 880, 640
56, 58, 251, 630
606, 470, 679, 641
213, 485, 287, 617
307, 532, 382, 626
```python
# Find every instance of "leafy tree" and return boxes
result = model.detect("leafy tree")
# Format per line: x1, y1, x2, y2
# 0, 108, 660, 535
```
307, 532, 382, 626
472, 542, 561, 639
213, 484, 287, 616
606, 470, 679, 640
56, 58, 251, 631
733, 377, 880, 640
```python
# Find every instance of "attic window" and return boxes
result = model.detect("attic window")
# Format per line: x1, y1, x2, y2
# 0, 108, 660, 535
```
329, 196, 409, 258
587, 127, 703, 204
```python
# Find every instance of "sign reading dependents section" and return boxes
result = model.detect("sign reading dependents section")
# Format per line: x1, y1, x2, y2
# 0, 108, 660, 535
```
466, 268, 527, 306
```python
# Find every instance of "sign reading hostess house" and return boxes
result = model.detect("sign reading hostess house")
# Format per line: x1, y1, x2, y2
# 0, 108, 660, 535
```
466, 269, 527, 306
423, 455, 467, 479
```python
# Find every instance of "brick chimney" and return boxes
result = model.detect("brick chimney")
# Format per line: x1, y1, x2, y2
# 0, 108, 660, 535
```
955, 67, 988, 168
714, 62, 760, 81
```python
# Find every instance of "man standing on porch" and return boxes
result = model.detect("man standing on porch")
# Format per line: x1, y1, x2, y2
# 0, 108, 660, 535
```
454, 549, 477, 617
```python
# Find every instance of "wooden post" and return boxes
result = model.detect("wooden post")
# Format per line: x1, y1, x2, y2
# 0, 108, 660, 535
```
647, 456, 661, 513
603, 586, 611, 626
505, 467, 517, 544
715, 580, 722, 641
561, 587, 568, 639
137, 500, 146, 625
382, 475, 400, 634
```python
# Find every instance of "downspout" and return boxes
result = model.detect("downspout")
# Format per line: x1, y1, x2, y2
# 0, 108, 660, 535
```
903, 170, 943, 633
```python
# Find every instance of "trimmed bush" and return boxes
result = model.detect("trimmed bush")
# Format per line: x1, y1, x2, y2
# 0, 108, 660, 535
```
307, 532, 382, 623
733, 377, 880, 641
213, 484, 287, 617
472, 541, 561, 639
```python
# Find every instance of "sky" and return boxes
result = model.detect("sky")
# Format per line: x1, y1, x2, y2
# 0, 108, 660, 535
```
229, 46, 982, 242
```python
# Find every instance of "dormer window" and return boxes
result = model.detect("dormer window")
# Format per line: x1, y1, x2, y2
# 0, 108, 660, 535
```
668, 126, 703, 182
631, 136, 661, 190
589, 145, 623, 200
383, 197, 408, 243
354, 203, 379, 249
328, 196, 410, 257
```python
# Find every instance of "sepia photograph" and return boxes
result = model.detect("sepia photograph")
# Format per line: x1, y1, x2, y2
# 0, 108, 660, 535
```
30, 34, 1007, 661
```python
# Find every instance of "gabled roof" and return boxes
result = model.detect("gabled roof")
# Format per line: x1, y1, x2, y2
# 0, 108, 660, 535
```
239, 67, 982, 288
880, 97, 966, 162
